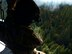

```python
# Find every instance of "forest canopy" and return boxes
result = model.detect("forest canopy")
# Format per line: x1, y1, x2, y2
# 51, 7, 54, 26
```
32, 4, 72, 54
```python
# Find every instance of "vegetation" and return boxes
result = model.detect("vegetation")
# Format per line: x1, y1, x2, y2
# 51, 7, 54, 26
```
31, 4, 72, 54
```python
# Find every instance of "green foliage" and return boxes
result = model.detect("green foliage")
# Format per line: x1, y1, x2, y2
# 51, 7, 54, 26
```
31, 4, 72, 54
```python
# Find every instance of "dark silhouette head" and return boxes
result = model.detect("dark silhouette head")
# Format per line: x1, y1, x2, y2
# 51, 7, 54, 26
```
5, 0, 40, 26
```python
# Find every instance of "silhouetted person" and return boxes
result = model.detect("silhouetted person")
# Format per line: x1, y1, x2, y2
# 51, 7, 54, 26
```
5, 0, 40, 26
2, 0, 42, 54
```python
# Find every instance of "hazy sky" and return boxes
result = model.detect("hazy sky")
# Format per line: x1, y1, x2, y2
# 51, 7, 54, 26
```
34, 0, 72, 6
